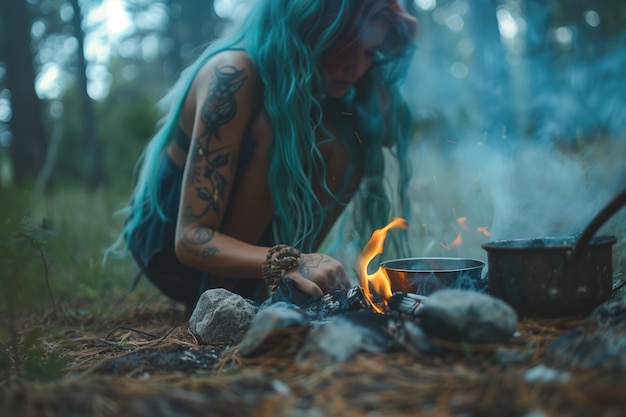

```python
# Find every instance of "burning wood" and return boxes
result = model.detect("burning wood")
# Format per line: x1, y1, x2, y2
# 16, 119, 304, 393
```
264, 279, 375, 321
297, 286, 374, 320
387, 292, 428, 321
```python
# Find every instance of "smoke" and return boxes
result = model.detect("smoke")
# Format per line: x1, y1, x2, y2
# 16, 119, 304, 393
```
405, 138, 626, 262
400, 2, 626, 263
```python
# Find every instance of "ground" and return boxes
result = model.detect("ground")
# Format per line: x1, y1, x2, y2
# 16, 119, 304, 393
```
1, 293, 625, 417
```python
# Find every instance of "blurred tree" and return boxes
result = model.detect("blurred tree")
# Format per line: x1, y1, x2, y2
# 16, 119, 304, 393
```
99, 55, 162, 193
0, 0, 47, 184
68, 0, 104, 188
467, 0, 514, 138
170, 0, 223, 57
521, 0, 626, 142
124, 0, 224, 81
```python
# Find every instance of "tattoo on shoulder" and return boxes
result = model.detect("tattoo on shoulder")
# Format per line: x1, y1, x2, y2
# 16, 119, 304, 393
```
201, 65, 247, 140
184, 65, 247, 220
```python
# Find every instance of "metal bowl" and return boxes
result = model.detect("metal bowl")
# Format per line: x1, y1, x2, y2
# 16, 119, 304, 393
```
380, 257, 486, 296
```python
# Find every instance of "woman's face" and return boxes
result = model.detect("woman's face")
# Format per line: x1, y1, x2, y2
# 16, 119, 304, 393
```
323, 15, 390, 98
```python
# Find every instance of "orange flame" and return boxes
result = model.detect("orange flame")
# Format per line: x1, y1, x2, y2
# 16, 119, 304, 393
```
439, 232, 463, 250
356, 217, 408, 312
476, 226, 491, 237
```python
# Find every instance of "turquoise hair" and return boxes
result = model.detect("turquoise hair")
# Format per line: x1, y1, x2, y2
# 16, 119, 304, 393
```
108, 0, 416, 259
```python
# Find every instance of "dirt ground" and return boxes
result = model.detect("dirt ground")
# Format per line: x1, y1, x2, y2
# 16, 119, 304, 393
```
1, 294, 625, 417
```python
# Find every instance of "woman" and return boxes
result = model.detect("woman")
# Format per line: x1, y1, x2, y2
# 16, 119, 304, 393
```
111, 0, 417, 313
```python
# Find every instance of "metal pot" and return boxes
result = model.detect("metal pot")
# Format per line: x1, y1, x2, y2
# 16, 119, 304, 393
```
380, 257, 485, 296
482, 187, 626, 318
482, 235, 616, 318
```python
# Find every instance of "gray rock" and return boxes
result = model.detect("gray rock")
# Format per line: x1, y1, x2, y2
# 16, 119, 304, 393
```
189, 288, 259, 345
239, 304, 311, 357
296, 311, 395, 363
545, 295, 626, 370
587, 294, 626, 325
420, 289, 518, 344
524, 365, 571, 383
396, 320, 439, 355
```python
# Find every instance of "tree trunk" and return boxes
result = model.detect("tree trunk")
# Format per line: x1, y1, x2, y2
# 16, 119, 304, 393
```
0, 0, 47, 184
466, 0, 514, 139
69, 0, 104, 188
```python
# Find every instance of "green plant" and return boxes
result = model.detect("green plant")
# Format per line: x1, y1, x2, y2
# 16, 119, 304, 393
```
0, 328, 68, 384
0, 187, 55, 307
0, 186, 66, 383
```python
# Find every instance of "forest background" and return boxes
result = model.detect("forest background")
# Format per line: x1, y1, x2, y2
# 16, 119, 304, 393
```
1, 0, 626, 326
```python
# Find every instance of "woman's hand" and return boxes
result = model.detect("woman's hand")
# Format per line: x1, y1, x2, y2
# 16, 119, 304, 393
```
283, 253, 352, 298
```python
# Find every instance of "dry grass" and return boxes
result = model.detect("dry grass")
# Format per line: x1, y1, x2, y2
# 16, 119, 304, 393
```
1, 293, 625, 417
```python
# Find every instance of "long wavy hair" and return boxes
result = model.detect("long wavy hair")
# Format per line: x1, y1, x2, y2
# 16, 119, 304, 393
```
110, 0, 416, 259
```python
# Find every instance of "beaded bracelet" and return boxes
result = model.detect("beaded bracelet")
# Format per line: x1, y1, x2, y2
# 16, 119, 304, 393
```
262, 244, 302, 292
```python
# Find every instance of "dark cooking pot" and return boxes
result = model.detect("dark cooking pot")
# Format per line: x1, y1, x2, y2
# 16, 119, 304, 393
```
482, 235, 615, 318
483, 187, 626, 318
381, 257, 485, 296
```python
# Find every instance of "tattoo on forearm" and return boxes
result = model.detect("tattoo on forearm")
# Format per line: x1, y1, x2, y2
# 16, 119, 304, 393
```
185, 227, 216, 245
183, 65, 247, 220
180, 239, 219, 260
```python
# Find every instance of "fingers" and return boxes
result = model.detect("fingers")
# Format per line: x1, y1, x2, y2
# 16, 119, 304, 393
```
283, 253, 353, 296
338, 271, 352, 290
326, 271, 351, 292
335, 264, 351, 289
331, 264, 352, 291
288, 275, 324, 298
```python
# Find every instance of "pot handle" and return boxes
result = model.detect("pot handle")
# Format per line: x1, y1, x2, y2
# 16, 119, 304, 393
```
545, 187, 626, 302
571, 187, 626, 259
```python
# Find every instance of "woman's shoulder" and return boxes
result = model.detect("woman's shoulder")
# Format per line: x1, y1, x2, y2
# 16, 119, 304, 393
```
188, 50, 262, 106
181, 49, 263, 131
196, 50, 260, 88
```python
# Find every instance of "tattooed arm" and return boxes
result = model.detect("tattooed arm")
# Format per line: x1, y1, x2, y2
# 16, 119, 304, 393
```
175, 52, 269, 278
174, 51, 350, 297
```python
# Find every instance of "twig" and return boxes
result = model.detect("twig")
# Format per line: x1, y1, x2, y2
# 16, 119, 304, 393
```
38, 246, 57, 319
155, 327, 176, 344
105, 326, 160, 341
97, 338, 138, 350
113, 269, 143, 306
6, 295, 21, 374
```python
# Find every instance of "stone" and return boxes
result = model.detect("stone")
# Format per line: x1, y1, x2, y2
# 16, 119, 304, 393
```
238, 304, 311, 357
395, 320, 439, 355
587, 294, 626, 324
545, 296, 626, 370
419, 289, 518, 344
189, 288, 259, 346
296, 311, 396, 363
524, 365, 571, 383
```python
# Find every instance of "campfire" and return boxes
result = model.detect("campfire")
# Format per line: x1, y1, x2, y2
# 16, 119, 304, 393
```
184, 217, 525, 363
187, 188, 626, 363
355, 217, 408, 311
340, 216, 488, 320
